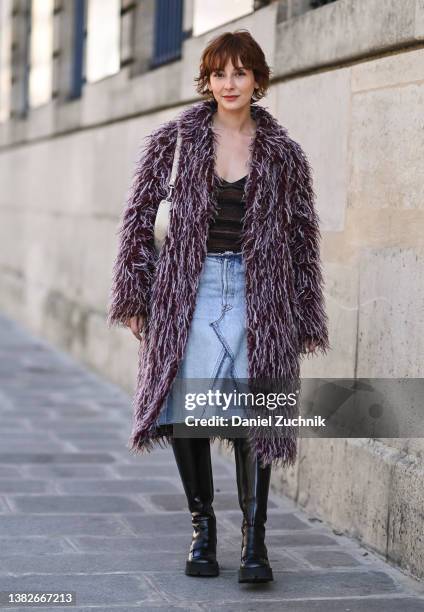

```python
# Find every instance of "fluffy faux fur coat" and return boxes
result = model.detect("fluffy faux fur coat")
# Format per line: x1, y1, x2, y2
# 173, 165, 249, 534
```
107, 98, 330, 468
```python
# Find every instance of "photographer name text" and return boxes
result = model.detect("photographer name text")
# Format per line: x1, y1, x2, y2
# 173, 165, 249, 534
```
184, 415, 326, 427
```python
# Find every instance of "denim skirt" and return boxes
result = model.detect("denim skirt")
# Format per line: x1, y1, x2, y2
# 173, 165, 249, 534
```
155, 250, 249, 425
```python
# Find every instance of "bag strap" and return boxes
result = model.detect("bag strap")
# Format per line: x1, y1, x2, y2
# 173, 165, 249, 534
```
167, 124, 181, 201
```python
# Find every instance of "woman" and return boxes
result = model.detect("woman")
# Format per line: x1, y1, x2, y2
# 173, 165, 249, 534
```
107, 30, 330, 583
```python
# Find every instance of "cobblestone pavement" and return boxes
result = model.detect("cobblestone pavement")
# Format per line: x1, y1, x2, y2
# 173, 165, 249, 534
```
0, 314, 423, 611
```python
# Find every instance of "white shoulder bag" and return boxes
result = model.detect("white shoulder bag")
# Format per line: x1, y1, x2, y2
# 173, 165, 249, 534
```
153, 126, 182, 254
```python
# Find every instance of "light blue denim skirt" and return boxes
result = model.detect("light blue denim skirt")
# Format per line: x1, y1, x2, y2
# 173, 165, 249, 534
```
155, 250, 249, 425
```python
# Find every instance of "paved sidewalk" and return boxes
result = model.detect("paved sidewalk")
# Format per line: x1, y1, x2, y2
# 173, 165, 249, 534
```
0, 314, 423, 611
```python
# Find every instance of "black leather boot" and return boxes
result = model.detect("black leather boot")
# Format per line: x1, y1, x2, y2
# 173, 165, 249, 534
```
171, 436, 219, 577
234, 437, 273, 583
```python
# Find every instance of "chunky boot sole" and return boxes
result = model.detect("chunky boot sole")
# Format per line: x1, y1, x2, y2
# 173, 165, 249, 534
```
185, 559, 219, 577
238, 564, 273, 583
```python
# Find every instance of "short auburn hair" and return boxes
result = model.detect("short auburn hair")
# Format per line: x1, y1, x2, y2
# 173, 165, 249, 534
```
194, 30, 271, 102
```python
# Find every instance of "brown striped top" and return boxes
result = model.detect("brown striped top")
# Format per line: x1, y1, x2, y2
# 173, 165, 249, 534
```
206, 174, 247, 253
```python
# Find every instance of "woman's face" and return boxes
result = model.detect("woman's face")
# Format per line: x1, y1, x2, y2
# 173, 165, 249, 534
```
207, 57, 258, 110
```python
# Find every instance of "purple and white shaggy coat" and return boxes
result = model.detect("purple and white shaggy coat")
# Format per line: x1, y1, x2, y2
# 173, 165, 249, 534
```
107, 98, 330, 468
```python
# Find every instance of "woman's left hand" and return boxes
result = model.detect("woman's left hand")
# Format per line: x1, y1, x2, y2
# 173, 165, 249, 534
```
304, 339, 317, 354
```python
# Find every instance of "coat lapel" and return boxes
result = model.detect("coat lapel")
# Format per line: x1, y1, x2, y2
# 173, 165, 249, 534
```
175, 98, 288, 261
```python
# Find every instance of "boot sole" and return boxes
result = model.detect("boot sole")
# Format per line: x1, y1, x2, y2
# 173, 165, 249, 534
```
185, 560, 219, 577
238, 565, 273, 583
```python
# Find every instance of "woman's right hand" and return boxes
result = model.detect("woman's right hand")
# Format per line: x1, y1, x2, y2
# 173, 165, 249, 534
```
125, 315, 146, 341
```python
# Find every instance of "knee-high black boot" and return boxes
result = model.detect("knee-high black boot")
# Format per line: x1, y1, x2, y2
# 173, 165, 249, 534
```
171, 436, 219, 577
234, 437, 273, 583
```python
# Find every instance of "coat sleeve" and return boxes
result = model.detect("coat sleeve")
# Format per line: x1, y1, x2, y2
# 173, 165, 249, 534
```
287, 141, 330, 356
106, 121, 174, 328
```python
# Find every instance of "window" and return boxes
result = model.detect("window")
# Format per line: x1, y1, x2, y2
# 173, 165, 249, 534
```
29, 0, 54, 108
70, 0, 86, 99
310, 0, 338, 7
193, 0, 253, 37
86, 0, 120, 82
151, 0, 183, 68
0, 0, 12, 121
